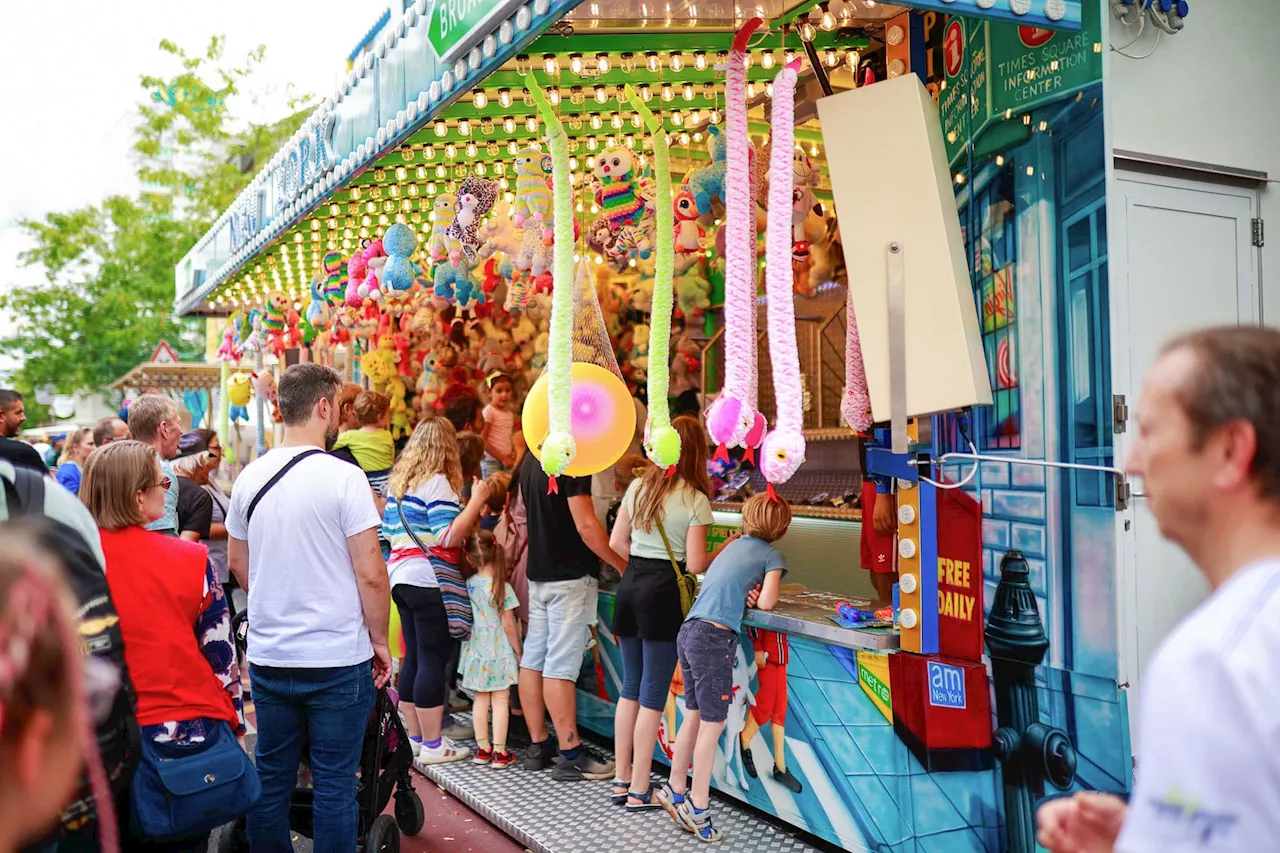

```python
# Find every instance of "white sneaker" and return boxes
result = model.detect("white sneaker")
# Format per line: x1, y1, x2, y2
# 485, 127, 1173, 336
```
417, 737, 471, 765
409, 738, 422, 758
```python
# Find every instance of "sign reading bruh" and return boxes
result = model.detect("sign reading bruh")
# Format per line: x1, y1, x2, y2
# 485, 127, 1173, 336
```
927, 661, 967, 709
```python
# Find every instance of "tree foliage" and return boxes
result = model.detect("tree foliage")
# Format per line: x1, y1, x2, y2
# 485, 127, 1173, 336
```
1, 36, 310, 418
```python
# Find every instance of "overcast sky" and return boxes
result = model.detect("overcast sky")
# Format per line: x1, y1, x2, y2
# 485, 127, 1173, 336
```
0, 0, 390, 371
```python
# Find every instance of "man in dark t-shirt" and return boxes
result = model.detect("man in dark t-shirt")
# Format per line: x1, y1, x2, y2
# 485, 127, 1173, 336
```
515, 453, 626, 781
0, 437, 49, 475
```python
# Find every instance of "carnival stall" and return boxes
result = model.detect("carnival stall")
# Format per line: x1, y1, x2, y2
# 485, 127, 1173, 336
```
177, 1, 1129, 851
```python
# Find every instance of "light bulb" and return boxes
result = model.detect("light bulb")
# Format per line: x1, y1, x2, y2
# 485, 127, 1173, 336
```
646, 52, 659, 73
621, 52, 635, 73
661, 84, 674, 102
587, 138, 598, 151
631, 111, 643, 128
508, 141, 520, 155
424, 145, 436, 160
503, 116, 516, 134
526, 116, 538, 132
611, 112, 623, 129
682, 83, 695, 101
434, 120, 448, 137
590, 113, 603, 130
694, 51, 707, 70
709, 109, 721, 124
415, 166, 426, 179
482, 118, 494, 135
436, 165, 446, 178
825, 48, 839, 67
626, 134, 635, 148
466, 142, 477, 157
499, 177, 509, 189
785, 49, 797, 66
640, 84, 652, 102
445, 143, 456, 158
679, 132, 690, 145
744, 51, 753, 69
670, 51, 684, 71
594, 85, 609, 104
548, 87, 561, 105
395, 166, 407, 180
746, 82, 757, 99
671, 110, 683, 125
543, 54, 558, 75
498, 88, 512, 108
765, 81, 774, 98
569, 53, 584, 74
457, 119, 470, 136
847, 50, 861, 71
821, 4, 836, 30
761, 50, 775, 69
597, 53, 611, 72
427, 182, 436, 195
799, 20, 816, 41
473, 90, 488, 109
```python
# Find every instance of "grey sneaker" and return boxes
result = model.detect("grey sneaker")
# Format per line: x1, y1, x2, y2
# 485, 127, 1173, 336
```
442, 721, 473, 740
551, 751, 616, 781
521, 740, 557, 772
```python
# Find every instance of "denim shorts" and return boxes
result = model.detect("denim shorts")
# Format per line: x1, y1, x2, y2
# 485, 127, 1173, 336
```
677, 619, 738, 724
522, 575, 598, 681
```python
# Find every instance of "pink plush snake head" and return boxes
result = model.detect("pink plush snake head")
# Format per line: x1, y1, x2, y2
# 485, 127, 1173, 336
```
707, 394, 748, 447
761, 428, 806, 484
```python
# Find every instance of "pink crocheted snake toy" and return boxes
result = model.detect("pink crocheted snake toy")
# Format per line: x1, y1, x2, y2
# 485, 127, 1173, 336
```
760, 58, 808, 495
841, 301, 873, 432
706, 18, 767, 463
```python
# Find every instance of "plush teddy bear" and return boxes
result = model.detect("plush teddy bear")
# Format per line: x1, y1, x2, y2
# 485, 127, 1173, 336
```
673, 190, 706, 254
427, 194, 459, 263
381, 223, 418, 293
512, 148, 554, 242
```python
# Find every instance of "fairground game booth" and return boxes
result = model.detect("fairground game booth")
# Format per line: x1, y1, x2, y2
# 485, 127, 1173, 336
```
177, 2, 1127, 851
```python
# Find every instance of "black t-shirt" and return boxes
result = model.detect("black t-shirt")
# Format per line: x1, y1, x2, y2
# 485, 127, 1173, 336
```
176, 476, 213, 540
515, 454, 597, 582
0, 437, 49, 475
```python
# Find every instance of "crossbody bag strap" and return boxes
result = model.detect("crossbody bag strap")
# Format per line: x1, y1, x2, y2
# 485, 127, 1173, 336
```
245, 450, 324, 525
395, 500, 432, 554
655, 520, 683, 576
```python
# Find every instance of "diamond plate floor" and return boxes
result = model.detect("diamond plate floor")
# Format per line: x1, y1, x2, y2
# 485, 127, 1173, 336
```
421, 714, 825, 853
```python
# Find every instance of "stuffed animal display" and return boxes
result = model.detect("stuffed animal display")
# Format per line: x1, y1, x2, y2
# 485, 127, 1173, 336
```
446, 176, 499, 264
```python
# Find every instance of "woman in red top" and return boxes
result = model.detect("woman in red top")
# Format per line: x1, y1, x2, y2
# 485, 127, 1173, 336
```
80, 441, 245, 853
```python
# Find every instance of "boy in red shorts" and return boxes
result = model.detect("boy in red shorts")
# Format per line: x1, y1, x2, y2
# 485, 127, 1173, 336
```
860, 437, 898, 606
739, 627, 802, 793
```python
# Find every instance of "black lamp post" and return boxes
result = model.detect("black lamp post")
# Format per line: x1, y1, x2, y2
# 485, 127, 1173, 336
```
985, 550, 1077, 853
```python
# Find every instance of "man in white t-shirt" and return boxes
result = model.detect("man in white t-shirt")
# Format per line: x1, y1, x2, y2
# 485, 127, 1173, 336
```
227, 363, 391, 852
1038, 326, 1280, 852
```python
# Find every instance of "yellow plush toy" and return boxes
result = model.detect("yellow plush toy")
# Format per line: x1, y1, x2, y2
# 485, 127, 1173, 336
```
228, 371, 252, 423
360, 334, 398, 392
387, 376, 411, 440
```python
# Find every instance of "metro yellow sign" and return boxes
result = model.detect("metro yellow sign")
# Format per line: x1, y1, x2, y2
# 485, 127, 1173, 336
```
857, 651, 893, 724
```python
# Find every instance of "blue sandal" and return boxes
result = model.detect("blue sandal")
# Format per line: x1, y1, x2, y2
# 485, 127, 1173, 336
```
609, 779, 629, 805
626, 785, 664, 812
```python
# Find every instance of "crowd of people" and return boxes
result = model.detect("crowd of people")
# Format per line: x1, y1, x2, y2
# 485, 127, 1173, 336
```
2, 323, 1280, 852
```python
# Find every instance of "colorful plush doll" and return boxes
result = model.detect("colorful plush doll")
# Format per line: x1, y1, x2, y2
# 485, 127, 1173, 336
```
215, 320, 242, 364
446, 177, 499, 265
625, 85, 681, 472
673, 190, 705, 254
381, 223, 418, 293
427, 194, 459, 263
359, 240, 387, 303
227, 371, 252, 423
760, 59, 808, 493
683, 125, 728, 215
345, 248, 368, 308
262, 291, 289, 357
512, 148, 554, 243
527, 78, 576, 491
593, 147, 647, 231
322, 251, 346, 307
706, 19, 767, 462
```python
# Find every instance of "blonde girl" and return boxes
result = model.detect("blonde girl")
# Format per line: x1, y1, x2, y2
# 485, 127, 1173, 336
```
54, 428, 95, 496
381, 417, 490, 766
460, 529, 522, 769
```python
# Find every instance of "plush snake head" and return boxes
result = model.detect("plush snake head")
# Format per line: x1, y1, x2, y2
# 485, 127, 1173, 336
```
706, 394, 749, 448
644, 424, 682, 472
539, 431, 578, 479
761, 429, 807, 486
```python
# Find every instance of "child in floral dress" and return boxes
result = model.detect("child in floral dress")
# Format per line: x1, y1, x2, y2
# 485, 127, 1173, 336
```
461, 528, 523, 768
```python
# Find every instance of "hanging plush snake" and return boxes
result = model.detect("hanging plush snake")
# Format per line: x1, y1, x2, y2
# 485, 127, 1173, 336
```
527, 77, 576, 492
842, 301, 873, 433
706, 18, 767, 464
760, 59, 808, 496
626, 84, 681, 473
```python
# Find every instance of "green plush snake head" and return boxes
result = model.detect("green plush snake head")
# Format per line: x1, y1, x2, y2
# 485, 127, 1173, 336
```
644, 424, 682, 475
539, 431, 577, 491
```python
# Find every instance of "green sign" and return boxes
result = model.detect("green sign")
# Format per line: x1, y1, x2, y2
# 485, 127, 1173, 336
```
941, 0, 1101, 165
859, 663, 892, 707
706, 522, 740, 554
427, 0, 522, 63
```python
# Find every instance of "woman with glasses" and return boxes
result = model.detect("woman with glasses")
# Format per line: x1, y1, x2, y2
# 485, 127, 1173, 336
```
80, 441, 247, 851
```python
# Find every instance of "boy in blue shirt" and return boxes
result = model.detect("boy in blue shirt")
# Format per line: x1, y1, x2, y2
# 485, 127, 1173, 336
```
657, 493, 791, 843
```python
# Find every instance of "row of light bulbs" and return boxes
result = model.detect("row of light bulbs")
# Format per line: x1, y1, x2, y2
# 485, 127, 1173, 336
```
526, 44, 835, 78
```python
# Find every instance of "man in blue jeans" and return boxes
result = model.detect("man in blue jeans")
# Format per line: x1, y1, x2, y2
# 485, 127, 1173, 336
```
228, 364, 392, 851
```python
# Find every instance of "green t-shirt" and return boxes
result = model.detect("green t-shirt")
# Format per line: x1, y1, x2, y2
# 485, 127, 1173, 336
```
333, 428, 395, 472
622, 479, 714, 563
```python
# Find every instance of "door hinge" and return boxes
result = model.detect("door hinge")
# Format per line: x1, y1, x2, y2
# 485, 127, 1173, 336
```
1115, 475, 1131, 512
1252, 217, 1265, 248
1113, 394, 1129, 434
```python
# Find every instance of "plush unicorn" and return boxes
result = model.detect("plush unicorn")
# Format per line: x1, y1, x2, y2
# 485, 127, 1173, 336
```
682, 125, 728, 215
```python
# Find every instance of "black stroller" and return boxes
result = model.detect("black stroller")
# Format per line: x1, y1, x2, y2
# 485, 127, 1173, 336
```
216, 613, 424, 852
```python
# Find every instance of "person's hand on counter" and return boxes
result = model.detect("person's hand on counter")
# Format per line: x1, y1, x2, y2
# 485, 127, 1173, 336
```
872, 489, 897, 536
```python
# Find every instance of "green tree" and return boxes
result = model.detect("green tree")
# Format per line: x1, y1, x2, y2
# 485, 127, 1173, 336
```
1, 36, 309, 421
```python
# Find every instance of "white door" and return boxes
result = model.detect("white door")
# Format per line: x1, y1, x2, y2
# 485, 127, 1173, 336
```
1110, 169, 1258, 753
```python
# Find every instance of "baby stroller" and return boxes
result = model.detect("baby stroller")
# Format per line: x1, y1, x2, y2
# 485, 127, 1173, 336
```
216, 613, 424, 852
